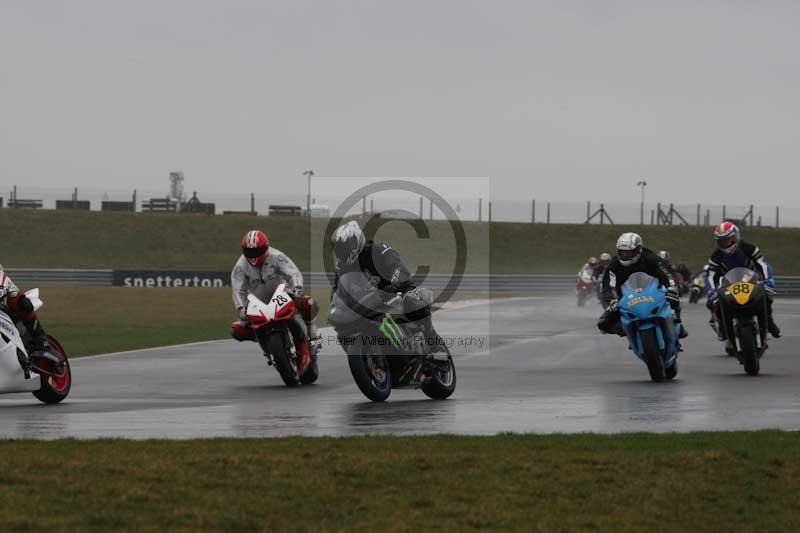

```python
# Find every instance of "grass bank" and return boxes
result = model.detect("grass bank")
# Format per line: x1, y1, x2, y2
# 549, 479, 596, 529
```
38, 286, 329, 357
3, 209, 800, 274
0, 432, 798, 531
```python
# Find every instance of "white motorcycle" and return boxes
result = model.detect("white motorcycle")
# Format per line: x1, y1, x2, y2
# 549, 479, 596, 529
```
0, 289, 71, 403
246, 283, 319, 387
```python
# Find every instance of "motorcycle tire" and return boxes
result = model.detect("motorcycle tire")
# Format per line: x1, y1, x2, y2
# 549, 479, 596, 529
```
347, 338, 392, 402
32, 335, 72, 404
267, 332, 300, 387
640, 329, 665, 383
300, 358, 319, 385
738, 323, 760, 376
421, 349, 457, 400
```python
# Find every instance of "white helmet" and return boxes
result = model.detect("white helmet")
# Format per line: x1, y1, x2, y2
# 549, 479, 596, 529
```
616, 232, 643, 267
331, 220, 366, 266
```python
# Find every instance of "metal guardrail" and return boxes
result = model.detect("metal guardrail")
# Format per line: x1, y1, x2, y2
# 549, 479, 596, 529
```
8, 269, 114, 286
6, 269, 800, 296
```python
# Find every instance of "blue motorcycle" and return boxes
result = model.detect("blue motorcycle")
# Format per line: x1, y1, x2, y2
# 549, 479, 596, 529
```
619, 272, 682, 382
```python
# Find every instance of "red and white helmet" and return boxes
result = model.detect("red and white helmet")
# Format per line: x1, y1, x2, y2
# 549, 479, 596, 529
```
714, 221, 740, 255
242, 230, 270, 267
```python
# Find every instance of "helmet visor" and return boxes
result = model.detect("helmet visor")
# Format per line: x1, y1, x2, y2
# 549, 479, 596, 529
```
717, 236, 736, 250
243, 245, 269, 259
618, 248, 639, 262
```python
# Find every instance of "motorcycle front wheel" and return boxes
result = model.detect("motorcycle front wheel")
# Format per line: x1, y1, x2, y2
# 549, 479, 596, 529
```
738, 322, 760, 376
347, 338, 392, 402
266, 331, 300, 387
640, 328, 665, 383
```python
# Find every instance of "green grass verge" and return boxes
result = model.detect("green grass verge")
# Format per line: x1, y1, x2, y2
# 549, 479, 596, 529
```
38, 287, 329, 357
0, 432, 798, 531
4, 209, 800, 274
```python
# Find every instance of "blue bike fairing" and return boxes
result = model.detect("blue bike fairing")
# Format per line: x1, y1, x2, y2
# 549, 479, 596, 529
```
619, 272, 679, 368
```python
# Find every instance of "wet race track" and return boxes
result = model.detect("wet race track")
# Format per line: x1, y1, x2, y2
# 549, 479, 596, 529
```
1, 296, 799, 439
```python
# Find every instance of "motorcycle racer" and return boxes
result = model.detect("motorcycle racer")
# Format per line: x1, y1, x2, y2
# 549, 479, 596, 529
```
593, 252, 612, 282
707, 222, 781, 338
598, 233, 688, 338
0, 266, 54, 370
331, 220, 446, 354
231, 230, 321, 358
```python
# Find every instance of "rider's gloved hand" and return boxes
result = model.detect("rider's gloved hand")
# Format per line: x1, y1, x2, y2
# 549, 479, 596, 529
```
666, 287, 680, 304
237, 306, 247, 321
292, 286, 305, 300
607, 299, 619, 312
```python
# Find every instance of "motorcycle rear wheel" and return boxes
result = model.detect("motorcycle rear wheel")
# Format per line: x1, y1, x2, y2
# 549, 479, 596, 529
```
347, 338, 392, 402
421, 349, 457, 400
640, 329, 665, 383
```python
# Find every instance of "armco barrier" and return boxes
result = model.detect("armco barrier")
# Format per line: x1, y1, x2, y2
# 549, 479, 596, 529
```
6, 269, 800, 296
8, 269, 114, 286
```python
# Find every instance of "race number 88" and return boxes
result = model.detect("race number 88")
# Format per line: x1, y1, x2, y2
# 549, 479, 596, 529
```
731, 283, 751, 295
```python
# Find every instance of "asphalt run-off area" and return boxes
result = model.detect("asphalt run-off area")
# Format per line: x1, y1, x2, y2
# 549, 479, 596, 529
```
1, 297, 798, 439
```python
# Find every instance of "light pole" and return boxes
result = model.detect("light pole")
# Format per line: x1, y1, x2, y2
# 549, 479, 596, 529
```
636, 180, 647, 225
303, 169, 315, 217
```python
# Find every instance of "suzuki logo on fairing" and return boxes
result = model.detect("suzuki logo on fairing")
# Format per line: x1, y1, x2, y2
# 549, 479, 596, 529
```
626, 296, 656, 308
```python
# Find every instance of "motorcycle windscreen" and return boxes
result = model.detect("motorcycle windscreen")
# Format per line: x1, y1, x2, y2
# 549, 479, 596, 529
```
721, 267, 760, 288
621, 272, 659, 293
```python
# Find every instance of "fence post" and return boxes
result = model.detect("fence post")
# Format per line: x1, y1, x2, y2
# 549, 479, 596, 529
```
749, 204, 754, 226
586, 201, 591, 224
429, 198, 433, 220
650, 209, 654, 225
696, 204, 701, 226
547, 202, 551, 224
132, 189, 137, 212
251, 193, 255, 215
722, 204, 726, 220
600, 203, 605, 224
419, 196, 423, 219
478, 198, 482, 222
705, 209, 710, 226
488, 201, 492, 223
656, 203, 661, 224
776, 206, 780, 228
362, 195, 366, 216
531, 199, 535, 223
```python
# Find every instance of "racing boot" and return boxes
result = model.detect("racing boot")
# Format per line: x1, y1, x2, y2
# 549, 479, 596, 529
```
766, 299, 781, 338
421, 317, 448, 361
296, 338, 311, 375
767, 318, 782, 339
306, 320, 323, 355
676, 319, 688, 339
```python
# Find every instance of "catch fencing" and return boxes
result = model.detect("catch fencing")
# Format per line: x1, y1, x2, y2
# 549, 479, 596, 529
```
6, 185, 800, 227
8, 269, 800, 297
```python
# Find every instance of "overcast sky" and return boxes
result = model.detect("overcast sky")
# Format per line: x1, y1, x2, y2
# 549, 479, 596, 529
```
2, 1, 798, 206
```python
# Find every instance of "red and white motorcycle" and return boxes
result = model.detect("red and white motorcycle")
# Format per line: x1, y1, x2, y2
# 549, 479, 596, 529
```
0, 289, 72, 403
576, 268, 596, 307
247, 283, 319, 387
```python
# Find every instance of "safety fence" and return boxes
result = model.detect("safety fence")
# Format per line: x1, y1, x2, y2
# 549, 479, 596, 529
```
5, 185, 800, 227
9, 269, 800, 297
